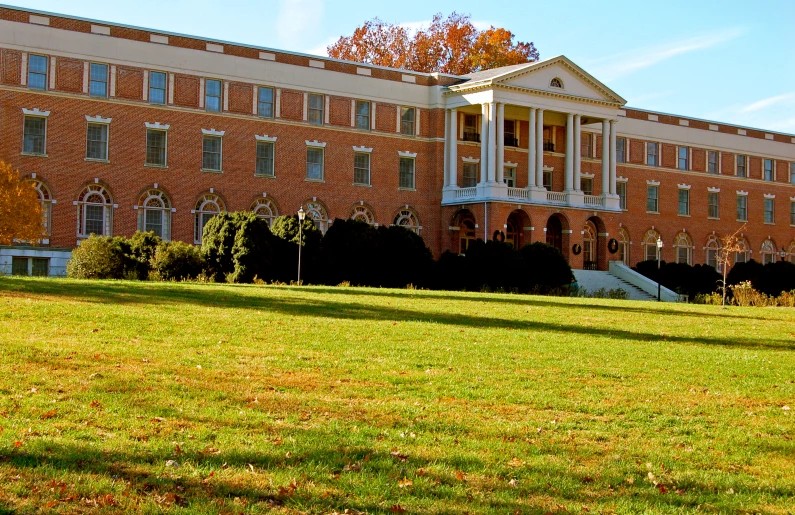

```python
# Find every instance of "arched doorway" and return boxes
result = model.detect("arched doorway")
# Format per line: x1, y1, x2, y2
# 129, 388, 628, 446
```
582, 220, 597, 269
546, 216, 562, 252
506, 210, 531, 249
452, 209, 477, 254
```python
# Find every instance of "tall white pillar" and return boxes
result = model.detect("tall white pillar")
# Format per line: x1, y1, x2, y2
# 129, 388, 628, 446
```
609, 120, 617, 195
449, 108, 458, 187
565, 113, 574, 191
601, 119, 610, 196
536, 108, 545, 188
488, 101, 497, 183
443, 109, 450, 187
496, 103, 505, 184
573, 114, 581, 192
528, 107, 536, 188
480, 103, 489, 184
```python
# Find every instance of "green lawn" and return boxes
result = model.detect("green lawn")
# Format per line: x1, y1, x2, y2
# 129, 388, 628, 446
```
0, 277, 793, 514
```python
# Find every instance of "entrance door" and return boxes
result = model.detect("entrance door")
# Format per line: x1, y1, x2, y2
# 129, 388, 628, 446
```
546, 216, 562, 252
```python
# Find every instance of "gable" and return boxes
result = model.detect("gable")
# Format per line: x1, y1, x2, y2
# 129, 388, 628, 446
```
496, 60, 623, 105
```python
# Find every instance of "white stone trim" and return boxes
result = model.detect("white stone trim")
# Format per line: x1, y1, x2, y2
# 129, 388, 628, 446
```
259, 52, 276, 61
647, 114, 658, 122
737, 128, 746, 136
765, 133, 774, 140
275, 89, 281, 118
22, 108, 50, 117
82, 62, 89, 94
616, 175, 628, 182
150, 34, 168, 44
201, 128, 225, 136
223, 81, 229, 111
142, 70, 149, 101
90, 25, 110, 36
85, 115, 112, 124
206, 43, 224, 53
581, 172, 595, 178
617, 109, 626, 116
305, 140, 326, 148
504, 161, 518, 167
109, 65, 116, 97
398, 151, 417, 158
401, 74, 416, 83
679, 119, 689, 126
736, 190, 749, 196
646, 179, 661, 186
255, 134, 278, 142
30, 15, 50, 26
790, 196, 795, 201
168, 73, 175, 104
709, 124, 719, 131
352, 145, 373, 153
309, 60, 325, 69
707, 187, 721, 193
677, 183, 691, 190
49, 57, 56, 90
462, 156, 480, 163
356, 67, 371, 76
763, 193, 776, 199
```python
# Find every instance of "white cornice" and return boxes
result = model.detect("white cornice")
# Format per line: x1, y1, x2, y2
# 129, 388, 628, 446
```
145, 122, 170, 130
255, 134, 277, 142
398, 150, 417, 158
85, 115, 112, 123
462, 156, 480, 163
201, 128, 225, 136
22, 108, 50, 117
305, 140, 326, 148
352, 145, 373, 153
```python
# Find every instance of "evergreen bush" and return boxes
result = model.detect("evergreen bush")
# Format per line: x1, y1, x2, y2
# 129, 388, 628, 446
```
66, 235, 125, 279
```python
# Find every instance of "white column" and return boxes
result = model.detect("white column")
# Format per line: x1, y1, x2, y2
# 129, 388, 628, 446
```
443, 109, 450, 187
480, 103, 489, 184
573, 114, 581, 192
488, 101, 497, 182
449, 109, 458, 187
528, 107, 536, 188
602, 119, 610, 196
496, 103, 505, 184
609, 120, 617, 195
536, 108, 545, 188
565, 113, 574, 191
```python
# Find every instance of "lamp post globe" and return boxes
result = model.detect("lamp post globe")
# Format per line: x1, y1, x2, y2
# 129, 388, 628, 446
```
297, 207, 306, 285
656, 237, 663, 302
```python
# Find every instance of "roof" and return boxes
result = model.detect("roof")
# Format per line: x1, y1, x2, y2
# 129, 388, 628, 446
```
461, 63, 535, 82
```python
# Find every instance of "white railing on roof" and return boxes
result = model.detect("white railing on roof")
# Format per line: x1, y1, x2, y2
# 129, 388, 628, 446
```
456, 187, 476, 199
546, 191, 566, 203
584, 195, 603, 207
507, 187, 529, 199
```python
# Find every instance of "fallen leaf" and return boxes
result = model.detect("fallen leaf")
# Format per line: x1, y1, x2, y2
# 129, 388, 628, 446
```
41, 410, 57, 420
14, 441, 22, 448
398, 477, 413, 488
390, 450, 409, 461
508, 457, 525, 468
455, 470, 465, 481
389, 505, 407, 513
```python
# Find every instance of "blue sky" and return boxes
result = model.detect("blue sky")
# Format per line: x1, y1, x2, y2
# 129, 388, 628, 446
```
7, 0, 795, 133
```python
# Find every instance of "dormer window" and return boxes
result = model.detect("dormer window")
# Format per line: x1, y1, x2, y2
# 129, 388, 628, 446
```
550, 77, 563, 88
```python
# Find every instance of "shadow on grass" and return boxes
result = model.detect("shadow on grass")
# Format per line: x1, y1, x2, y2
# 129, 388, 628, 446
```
1, 278, 793, 351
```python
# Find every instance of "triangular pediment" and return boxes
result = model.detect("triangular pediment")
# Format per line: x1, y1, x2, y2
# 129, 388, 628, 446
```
478, 56, 626, 106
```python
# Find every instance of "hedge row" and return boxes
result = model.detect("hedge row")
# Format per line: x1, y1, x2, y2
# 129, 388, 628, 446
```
66, 212, 575, 293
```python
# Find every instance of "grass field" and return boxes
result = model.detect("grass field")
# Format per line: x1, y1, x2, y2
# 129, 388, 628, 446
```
0, 277, 793, 514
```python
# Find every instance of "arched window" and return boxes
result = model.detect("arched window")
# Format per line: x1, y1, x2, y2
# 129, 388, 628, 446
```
251, 197, 278, 227
30, 180, 53, 237
618, 227, 630, 266
705, 235, 720, 270
194, 193, 225, 244
460, 219, 476, 254
305, 201, 329, 234
674, 232, 693, 265
760, 239, 777, 264
393, 208, 420, 234
350, 204, 375, 225
734, 237, 750, 264
550, 77, 563, 88
642, 229, 661, 262
77, 184, 113, 238
583, 221, 597, 269
136, 189, 172, 240
786, 241, 795, 264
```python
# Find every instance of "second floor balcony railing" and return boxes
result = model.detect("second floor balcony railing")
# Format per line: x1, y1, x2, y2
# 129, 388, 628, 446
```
462, 131, 480, 143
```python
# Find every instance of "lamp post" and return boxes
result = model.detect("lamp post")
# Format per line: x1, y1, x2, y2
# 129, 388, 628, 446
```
656, 236, 663, 302
297, 207, 305, 285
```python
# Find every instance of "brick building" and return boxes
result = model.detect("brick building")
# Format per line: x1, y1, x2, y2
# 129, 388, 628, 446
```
1, 6, 793, 276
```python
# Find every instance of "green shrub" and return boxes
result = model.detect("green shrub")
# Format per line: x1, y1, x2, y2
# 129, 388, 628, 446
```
125, 231, 162, 280
270, 215, 322, 247
518, 242, 574, 293
152, 241, 204, 281
66, 235, 125, 279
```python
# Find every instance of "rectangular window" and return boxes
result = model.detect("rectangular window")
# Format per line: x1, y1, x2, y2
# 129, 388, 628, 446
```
308, 93, 324, 125
463, 114, 479, 142
306, 147, 324, 180
736, 195, 748, 221
401, 107, 415, 136
678, 147, 689, 171
616, 138, 626, 163
462, 163, 477, 188
764, 159, 774, 181
23, 116, 46, 155
647, 185, 659, 212
677, 246, 690, 265
764, 198, 775, 224
791, 201, 795, 226
399, 157, 415, 189
791, 163, 795, 185
736, 155, 746, 177
205, 79, 221, 112
258, 87, 274, 118
86, 123, 109, 160
145, 210, 163, 238
256, 141, 274, 177
149, 71, 166, 104
617, 181, 627, 210
355, 100, 370, 130
708, 151, 719, 174
678, 188, 690, 216
145, 129, 167, 166
581, 133, 592, 158
32, 258, 48, 277
708, 192, 719, 219
12, 257, 28, 276
202, 136, 222, 171
353, 152, 370, 185
581, 177, 593, 196
84, 204, 105, 235
504, 167, 516, 187
28, 54, 48, 90
646, 142, 658, 166
89, 63, 108, 98
504, 120, 517, 147
543, 169, 552, 190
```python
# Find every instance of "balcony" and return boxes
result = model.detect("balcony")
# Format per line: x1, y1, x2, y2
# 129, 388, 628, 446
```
442, 185, 621, 211
462, 132, 480, 143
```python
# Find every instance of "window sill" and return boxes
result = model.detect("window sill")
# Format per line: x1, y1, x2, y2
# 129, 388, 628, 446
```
764, 222, 775, 225
646, 211, 659, 215
398, 187, 417, 192
737, 219, 748, 223
708, 217, 720, 220
85, 158, 109, 163
305, 178, 325, 183
144, 164, 168, 169
678, 214, 690, 217
254, 173, 276, 179
21, 152, 47, 158
400, 132, 416, 138
353, 183, 372, 188
201, 168, 223, 174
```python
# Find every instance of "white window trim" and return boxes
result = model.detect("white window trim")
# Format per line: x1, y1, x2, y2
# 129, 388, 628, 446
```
201, 128, 226, 137
763, 193, 776, 199
504, 161, 518, 168
255, 134, 278, 142
201, 134, 223, 173
306, 140, 327, 148
462, 156, 480, 164
352, 145, 373, 153
646, 179, 660, 186
677, 183, 691, 190
707, 187, 720, 193
145, 128, 168, 168
736, 190, 749, 196
22, 108, 50, 117
398, 150, 417, 158
85, 115, 112, 124
145, 122, 170, 130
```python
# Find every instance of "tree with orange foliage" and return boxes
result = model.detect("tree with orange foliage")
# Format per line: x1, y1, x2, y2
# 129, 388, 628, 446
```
0, 161, 44, 245
328, 12, 539, 75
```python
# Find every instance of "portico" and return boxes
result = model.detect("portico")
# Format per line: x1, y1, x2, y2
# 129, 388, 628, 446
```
441, 56, 625, 211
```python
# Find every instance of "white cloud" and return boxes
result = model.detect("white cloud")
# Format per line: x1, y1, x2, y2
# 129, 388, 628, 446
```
304, 36, 338, 57
741, 92, 795, 113
277, 0, 325, 52
588, 28, 745, 82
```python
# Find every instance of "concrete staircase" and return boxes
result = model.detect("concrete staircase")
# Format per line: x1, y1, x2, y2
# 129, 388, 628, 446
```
573, 269, 657, 301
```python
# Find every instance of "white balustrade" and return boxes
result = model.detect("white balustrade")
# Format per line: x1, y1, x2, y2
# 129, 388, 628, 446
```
456, 187, 477, 199
507, 187, 529, 199
547, 191, 566, 203
584, 195, 604, 207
